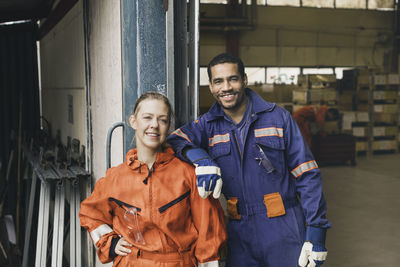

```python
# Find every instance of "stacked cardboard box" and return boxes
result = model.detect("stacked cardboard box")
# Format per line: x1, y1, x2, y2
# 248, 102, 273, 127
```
355, 73, 400, 154
294, 74, 337, 105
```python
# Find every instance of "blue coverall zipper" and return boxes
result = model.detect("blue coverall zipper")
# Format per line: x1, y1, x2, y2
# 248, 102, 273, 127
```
233, 114, 257, 216
233, 131, 248, 212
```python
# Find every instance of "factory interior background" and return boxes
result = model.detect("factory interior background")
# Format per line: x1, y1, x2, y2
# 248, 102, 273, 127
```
0, 0, 399, 266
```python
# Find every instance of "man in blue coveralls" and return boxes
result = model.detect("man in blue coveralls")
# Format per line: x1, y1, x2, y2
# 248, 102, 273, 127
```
167, 53, 331, 267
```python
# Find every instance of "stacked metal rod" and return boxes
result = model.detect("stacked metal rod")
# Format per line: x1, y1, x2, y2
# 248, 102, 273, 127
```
21, 135, 90, 267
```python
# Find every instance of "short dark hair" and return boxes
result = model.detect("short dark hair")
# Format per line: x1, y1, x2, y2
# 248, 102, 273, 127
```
207, 53, 245, 81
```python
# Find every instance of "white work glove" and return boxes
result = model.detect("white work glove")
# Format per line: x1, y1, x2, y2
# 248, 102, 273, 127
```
298, 241, 327, 267
198, 260, 219, 267
299, 226, 328, 267
185, 148, 223, 199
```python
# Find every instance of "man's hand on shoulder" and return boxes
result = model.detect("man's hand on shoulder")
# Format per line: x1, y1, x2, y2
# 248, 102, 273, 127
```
185, 148, 223, 199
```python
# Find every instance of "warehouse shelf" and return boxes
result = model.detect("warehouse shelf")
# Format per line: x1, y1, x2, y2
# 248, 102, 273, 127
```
355, 73, 400, 156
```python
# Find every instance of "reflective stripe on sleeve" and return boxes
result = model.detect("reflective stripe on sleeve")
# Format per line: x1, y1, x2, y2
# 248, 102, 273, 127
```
209, 133, 230, 146
171, 129, 191, 143
90, 224, 113, 245
291, 160, 318, 178
254, 127, 283, 138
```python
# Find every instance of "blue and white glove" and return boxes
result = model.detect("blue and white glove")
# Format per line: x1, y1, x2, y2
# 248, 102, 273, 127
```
298, 226, 328, 267
185, 148, 222, 199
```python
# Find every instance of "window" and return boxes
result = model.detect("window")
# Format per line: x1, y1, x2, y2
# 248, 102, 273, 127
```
302, 68, 334, 75
336, 0, 366, 9
368, 0, 394, 10
266, 67, 300, 84
266, 0, 300, 6
246, 67, 266, 85
302, 0, 334, 8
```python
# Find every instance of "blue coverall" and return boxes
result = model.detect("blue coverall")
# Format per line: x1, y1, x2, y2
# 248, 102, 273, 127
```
167, 88, 331, 267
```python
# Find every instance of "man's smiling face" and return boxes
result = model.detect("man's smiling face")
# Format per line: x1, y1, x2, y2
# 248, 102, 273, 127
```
209, 62, 248, 113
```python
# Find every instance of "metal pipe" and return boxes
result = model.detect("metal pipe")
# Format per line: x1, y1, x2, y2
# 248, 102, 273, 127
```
82, 1, 93, 266
189, 0, 200, 120
166, 0, 175, 114
106, 122, 125, 169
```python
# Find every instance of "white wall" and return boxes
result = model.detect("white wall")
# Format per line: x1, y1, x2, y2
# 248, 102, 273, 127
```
87, 0, 123, 184
40, 2, 87, 149
40, 1, 123, 266
200, 5, 394, 69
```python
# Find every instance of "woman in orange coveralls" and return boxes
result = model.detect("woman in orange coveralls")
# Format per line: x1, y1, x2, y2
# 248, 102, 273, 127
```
79, 92, 227, 267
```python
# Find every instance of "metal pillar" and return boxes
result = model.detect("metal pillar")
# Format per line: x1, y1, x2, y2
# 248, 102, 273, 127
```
189, 0, 200, 121
121, 0, 168, 153
173, 0, 189, 128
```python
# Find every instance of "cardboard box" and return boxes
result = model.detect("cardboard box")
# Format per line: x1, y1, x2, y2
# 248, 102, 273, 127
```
342, 112, 356, 131
372, 74, 387, 85
374, 113, 398, 124
341, 111, 369, 131
373, 126, 398, 137
321, 89, 337, 102
297, 74, 336, 89
372, 140, 397, 150
374, 104, 398, 113
373, 90, 397, 101
357, 104, 369, 112
388, 74, 400, 85
356, 112, 369, 122
339, 92, 354, 105
293, 90, 322, 104
357, 75, 371, 85
253, 84, 297, 103
357, 90, 369, 101
356, 141, 368, 152
353, 127, 368, 137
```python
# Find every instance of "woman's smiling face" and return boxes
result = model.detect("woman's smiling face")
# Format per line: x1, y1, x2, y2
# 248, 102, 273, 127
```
130, 98, 170, 152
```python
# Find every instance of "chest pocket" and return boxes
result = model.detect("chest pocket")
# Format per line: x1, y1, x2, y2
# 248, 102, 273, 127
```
254, 135, 285, 176
208, 133, 231, 161
158, 190, 190, 213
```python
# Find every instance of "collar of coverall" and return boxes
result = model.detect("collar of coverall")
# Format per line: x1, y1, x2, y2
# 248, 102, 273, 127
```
125, 147, 175, 169
205, 88, 276, 122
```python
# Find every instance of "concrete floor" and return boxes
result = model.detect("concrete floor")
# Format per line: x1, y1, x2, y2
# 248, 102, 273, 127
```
321, 153, 400, 267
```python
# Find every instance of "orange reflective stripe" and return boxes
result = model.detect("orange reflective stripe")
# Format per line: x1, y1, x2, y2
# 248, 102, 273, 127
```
171, 129, 191, 143
254, 127, 283, 138
291, 160, 318, 178
209, 133, 230, 146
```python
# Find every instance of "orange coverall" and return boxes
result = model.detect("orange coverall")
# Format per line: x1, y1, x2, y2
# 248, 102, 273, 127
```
79, 148, 227, 267
293, 105, 328, 148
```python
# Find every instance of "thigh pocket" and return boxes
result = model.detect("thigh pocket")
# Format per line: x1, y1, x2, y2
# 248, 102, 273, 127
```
263, 192, 285, 218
